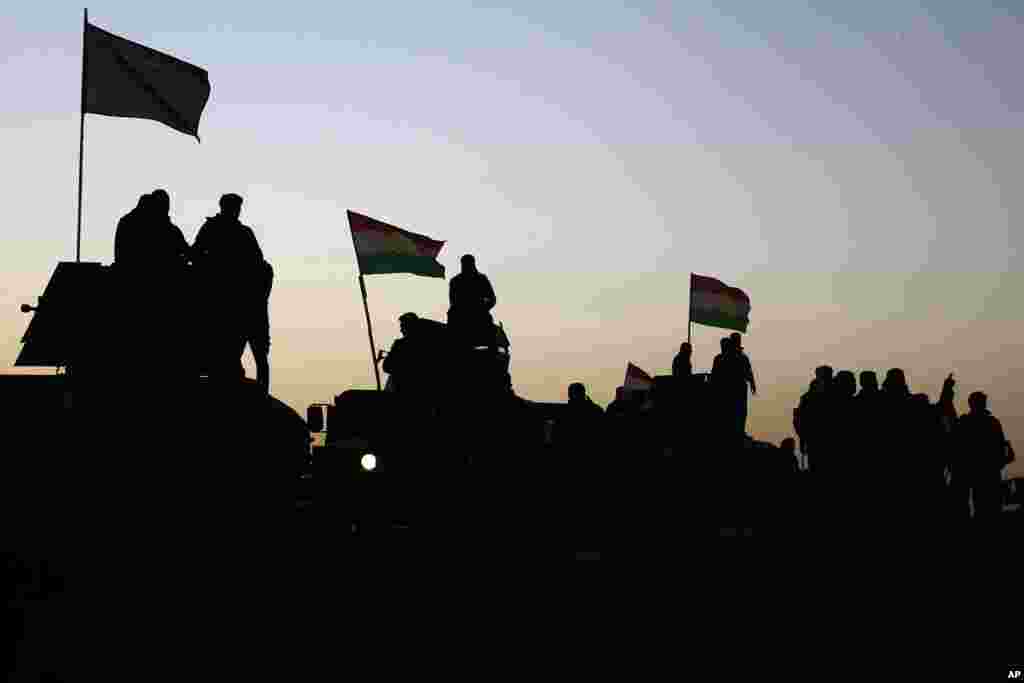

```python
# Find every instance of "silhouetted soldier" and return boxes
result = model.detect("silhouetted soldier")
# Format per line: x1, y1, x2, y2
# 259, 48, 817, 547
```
906, 392, 950, 529
881, 367, 910, 400
554, 382, 605, 545
150, 189, 193, 377
555, 382, 605, 469
114, 194, 152, 268
113, 194, 154, 374
113, 190, 191, 379
382, 313, 425, 397
825, 369, 857, 461
729, 332, 756, 433
798, 366, 833, 475
822, 370, 859, 524
448, 254, 497, 348
559, 383, 604, 435
712, 334, 755, 447
114, 190, 189, 271
191, 194, 268, 385
857, 370, 879, 400
953, 391, 1009, 524
710, 337, 737, 456
875, 368, 914, 524
711, 337, 730, 379
672, 342, 693, 380
148, 189, 191, 271
880, 368, 912, 453
855, 370, 883, 434
793, 379, 814, 467
242, 259, 274, 393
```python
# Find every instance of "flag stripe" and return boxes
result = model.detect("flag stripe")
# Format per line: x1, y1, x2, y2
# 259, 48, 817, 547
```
359, 254, 445, 278
691, 291, 750, 318
689, 309, 748, 333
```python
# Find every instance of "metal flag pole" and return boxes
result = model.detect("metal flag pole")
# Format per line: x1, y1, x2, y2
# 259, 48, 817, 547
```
347, 215, 382, 391
687, 273, 693, 345
358, 274, 382, 391
76, 8, 89, 263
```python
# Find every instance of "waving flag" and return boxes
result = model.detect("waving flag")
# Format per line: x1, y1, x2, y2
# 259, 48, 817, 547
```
347, 211, 445, 278
689, 274, 751, 333
84, 21, 211, 140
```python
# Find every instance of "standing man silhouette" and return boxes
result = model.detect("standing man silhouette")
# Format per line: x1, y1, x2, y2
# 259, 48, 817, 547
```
728, 332, 756, 438
148, 189, 191, 271
954, 391, 1010, 523
114, 189, 191, 379
114, 194, 152, 268
191, 194, 271, 391
114, 189, 189, 271
672, 342, 693, 380
448, 254, 497, 348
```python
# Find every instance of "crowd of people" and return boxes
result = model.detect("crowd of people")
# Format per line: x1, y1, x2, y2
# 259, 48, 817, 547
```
367, 251, 1018, 530
111, 189, 273, 393
541, 335, 1015, 529
791, 365, 1014, 525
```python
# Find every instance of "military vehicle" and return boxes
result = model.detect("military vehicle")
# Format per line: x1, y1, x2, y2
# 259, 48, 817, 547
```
305, 314, 565, 534
3, 261, 311, 540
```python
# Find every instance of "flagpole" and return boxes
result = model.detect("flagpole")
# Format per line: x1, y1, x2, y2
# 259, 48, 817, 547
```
358, 273, 382, 391
687, 273, 692, 345
347, 216, 382, 391
76, 8, 88, 263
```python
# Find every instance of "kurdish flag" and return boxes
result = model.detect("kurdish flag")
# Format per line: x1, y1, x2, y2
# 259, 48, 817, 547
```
689, 273, 751, 333
347, 211, 445, 278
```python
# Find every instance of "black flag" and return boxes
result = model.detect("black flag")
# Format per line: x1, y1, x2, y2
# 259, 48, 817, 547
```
84, 21, 210, 140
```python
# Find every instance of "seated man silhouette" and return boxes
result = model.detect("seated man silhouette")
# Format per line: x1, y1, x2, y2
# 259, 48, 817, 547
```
382, 312, 425, 396
447, 254, 496, 349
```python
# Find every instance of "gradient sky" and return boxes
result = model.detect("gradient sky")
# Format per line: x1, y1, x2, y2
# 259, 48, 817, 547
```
2, 1, 1022, 474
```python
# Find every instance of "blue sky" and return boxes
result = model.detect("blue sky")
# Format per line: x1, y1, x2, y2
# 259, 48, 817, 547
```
2, 1, 1022, 468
